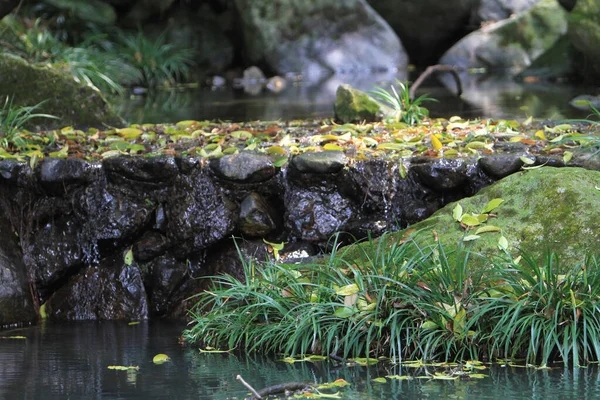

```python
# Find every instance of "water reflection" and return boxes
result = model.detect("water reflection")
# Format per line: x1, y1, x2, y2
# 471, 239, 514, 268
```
2, 322, 600, 399
115, 72, 597, 124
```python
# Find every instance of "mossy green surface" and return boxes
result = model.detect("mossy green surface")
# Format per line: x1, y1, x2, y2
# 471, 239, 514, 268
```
568, 0, 600, 80
342, 166, 600, 273
0, 53, 123, 129
334, 84, 384, 123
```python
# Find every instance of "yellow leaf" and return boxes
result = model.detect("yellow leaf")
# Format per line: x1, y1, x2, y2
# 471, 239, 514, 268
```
563, 151, 573, 164
474, 225, 502, 234
534, 130, 546, 140
152, 354, 170, 364
108, 365, 139, 371
335, 284, 359, 296
431, 134, 443, 151
323, 143, 344, 151
460, 214, 481, 227
117, 128, 143, 140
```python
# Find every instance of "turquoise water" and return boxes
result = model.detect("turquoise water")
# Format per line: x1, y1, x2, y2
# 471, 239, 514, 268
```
2, 321, 600, 399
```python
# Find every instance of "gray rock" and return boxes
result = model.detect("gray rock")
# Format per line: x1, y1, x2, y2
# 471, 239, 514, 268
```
334, 84, 385, 123
235, 0, 407, 77
40, 158, 98, 185
239, 192, 276, 238
103, 156, 179, 183
210, 152, 276, 182
45, 254, 149, 320
473, 0, 541, 23
440, 0, 567, 74
479, 154, 526, 179
291, 151, 348, 174
132, 231, 170, 262
146, 254, 187, 316
411, 158, 472, 191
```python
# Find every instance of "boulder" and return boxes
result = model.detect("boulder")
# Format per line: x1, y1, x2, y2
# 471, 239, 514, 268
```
566, 0, 600, 82
342, 167, 600, 273
43, 0, 117, 25
334, 84, 386, 123
472, 0, 542, 24
234, 0, 407, 78
0, 53, 123, 129
368, 0, 477, 66
0, 213, 36, 327
440, 0, 567, 74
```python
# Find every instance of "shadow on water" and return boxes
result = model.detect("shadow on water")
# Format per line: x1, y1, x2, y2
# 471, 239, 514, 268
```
2, 321, 600, 399
115, 72, 598, 124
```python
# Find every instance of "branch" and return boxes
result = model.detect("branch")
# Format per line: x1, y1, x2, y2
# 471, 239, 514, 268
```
410, 64, 463, 100
236, 375, 262, 399
256, 382, 311, 398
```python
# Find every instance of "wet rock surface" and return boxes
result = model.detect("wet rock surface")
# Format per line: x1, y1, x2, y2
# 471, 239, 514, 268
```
2, 150, 600, 324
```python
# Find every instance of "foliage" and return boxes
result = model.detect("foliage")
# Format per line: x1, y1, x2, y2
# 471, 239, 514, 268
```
370, 80, 437, 125
184, 233, 600, 367
0, 98, 57, 149
114, 30, 196, 88
484, 252, 600, 367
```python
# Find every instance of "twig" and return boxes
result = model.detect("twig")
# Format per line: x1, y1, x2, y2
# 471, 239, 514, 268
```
236, 375, 262, 399
257, 382, 311, 398
329, 352, 346, 362
410, 64, 463, 100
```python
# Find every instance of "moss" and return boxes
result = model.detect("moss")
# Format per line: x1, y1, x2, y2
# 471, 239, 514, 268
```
334, 84, 383, 123
0, 53, 123, 129
342, 167, 600, 274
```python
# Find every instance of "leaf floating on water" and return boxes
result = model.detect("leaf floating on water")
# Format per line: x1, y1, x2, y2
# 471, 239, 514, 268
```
386, 375, 414, 381
468, 373, 489, 379
199, 347, 230, 353
152, 354, 170, 365
317, 379, 351, 389
0, 336, 26, 339
128, 321, 140, 326
108, 365, 140, 371
372, 377, 387, 383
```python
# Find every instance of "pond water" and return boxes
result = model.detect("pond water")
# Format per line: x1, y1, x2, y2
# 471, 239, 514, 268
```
2, 321, 600, 399
115, 72, 598, 124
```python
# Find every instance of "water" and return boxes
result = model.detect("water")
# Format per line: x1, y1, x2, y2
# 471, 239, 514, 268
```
2, 321, 600, 399
114, 72, 597, 125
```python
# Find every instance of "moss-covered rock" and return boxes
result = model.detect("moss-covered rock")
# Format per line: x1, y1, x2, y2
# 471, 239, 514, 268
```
567, 0, 600, 82
0, 53, 123, 129
342, 167, 600, 273
440, 0, 567, 74
334, 84, 386, 123
234, 0, 407, 77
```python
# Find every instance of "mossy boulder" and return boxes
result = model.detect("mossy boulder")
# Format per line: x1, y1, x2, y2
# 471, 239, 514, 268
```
342, 167, 600, 273
234, 0, 407, 78
440, 0, 567, 74
566, 0, 600, 82
334, 84, 387, 123
0, 53, 123, 129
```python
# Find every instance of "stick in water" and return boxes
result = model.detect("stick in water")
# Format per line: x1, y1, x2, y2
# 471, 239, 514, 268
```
236, 374, 262, 399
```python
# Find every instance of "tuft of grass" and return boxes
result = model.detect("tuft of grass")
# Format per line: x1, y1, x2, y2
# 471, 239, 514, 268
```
371, 80, 437, 125
114, 30, 196, 88
0, 97, 58, 149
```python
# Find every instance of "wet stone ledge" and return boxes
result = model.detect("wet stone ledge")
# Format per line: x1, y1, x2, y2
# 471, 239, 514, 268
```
1, 150, 599, 326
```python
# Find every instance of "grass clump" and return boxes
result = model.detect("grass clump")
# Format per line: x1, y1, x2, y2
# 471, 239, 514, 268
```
0, 97, 57, 149
371, 80, 437, 125
184, 233, 600, 367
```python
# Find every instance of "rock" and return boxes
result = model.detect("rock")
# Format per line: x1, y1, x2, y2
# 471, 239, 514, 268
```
472, 0, 542, 24
343, 167, 600, 273
334, 84, 385, 123
239, 193, 277, 238
566, 0, 600, 82
570, 94, 600, 111
44, 0, 117, 25
291, 151, 348, 174
234, 0, 407, 77
479, 154, 526, 179
266, 76, 287, 93
146, 254, 187, 316
0, 213, 36, 328
368, 0, 477, 66
0, 53, 123, 130
124, 0, 176, 24
243, 66, 266, 83
45, 253, 149, 320
285, 188, 355, 241
440, 0, 567, 75
411, 158, 473, 192
103, 156, 179, 185
132, 231, 170, 262
517, 35, 578, 80
210, 152, 276, 182
39, 159, 99, 193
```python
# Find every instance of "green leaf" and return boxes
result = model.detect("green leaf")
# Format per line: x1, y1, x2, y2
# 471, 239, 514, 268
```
152, 354, 170, 364
372, 377, 387, 383
335, 283, 359, 296
386, 375, 413, 381
128, 321, 140, 326
333, 306, 355, 319
230, 130, 254, 139
463, 235, 480, 242
317, 379, 350, 389
482, 198, 504, 213
474, 225, 502, 235
452, 203, 463, 222
460, 214, 481, 227
498, 236, 509, 250
124, 248, 133, 266
108, 365, 139, 371
468, 374, 489, 379
117, 128, 143, 140
563, 151, 573, 164
519, 156, 535, 165
40, 302, 47, 320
